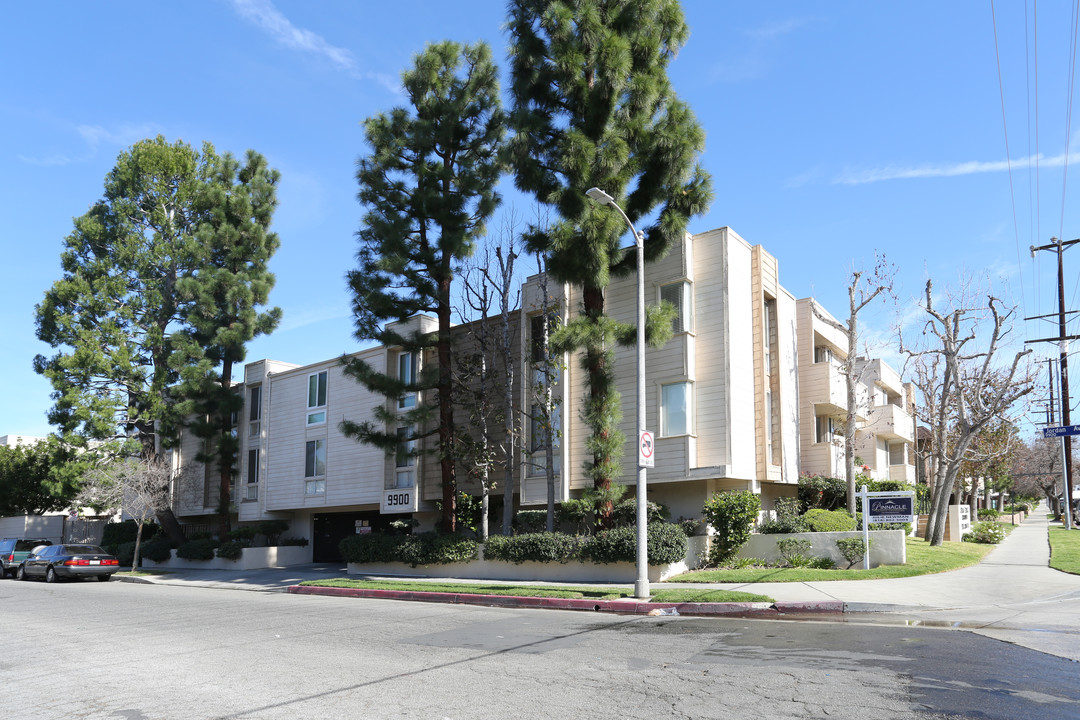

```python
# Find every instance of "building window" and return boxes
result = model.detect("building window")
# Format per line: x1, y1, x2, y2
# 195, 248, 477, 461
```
527, 402, 562, 477
814, 346, 832, 364
248, 385, 262, 437
889, 442, 906, 466
815, 416, 835, 443
397, 352, 417, 410
661, 382, 692, 436
246, 448, 259, 501
305, 439, 325, 494
395, 426, 416, 489
528, 314, 561, 478
307, 371, 327, 425
660, 281, 692, 333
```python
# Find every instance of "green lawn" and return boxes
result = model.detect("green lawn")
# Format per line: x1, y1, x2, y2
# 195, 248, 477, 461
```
666, 537, 994, 584
297, 578, 772, 604
1048, 527, 1080, 575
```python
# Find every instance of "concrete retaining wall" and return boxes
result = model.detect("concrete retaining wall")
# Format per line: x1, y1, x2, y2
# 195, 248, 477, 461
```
144, 544, 311, 571
738, 530, 906, 568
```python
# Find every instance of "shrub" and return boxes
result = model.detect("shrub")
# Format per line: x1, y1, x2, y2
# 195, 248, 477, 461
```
977, 508, 1000, 521
702, 490, 761, 564
809, 556, 836, 569
279, 536, 309, 547
339, 532, 478, 567
140, 536, 174, 563
835, 537, 872, 569
258, 519, 291, 544
581, 523, 688, 565
676, 518, 704, 537
757, 515, 809, 534
176, 538, 216, 561
612, 498, 670, 528
216, 540, 246, 561
115, 541, 136, 567
963, 522, 1006, 544
804, 509, 857, 533
798, 475, 846, 511
776, 537, 813, 567
774, 496, 801, 519
102, 519, 155, 548
484, 532, 583, 564
513, 510, 548, 534
228, 526, 259, 542
558, 499, 592, 534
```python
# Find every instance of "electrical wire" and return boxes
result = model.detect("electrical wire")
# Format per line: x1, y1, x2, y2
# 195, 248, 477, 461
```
991, 0, 1028, 315
1058, 0, 1080, 246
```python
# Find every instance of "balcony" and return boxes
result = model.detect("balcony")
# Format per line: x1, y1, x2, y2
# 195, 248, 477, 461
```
804, 361, 868, 421
866, 402, 914, 442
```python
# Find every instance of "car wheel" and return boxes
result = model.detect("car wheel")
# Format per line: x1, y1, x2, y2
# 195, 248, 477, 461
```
97, 574, 111, 582
45, 566, 57, 583
16, 565, 27, 581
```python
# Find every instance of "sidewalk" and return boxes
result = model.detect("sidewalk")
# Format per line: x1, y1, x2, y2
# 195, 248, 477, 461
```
119, 505, 1080, 661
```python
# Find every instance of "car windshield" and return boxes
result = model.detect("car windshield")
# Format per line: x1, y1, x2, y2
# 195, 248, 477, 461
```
62, 545, 106, 555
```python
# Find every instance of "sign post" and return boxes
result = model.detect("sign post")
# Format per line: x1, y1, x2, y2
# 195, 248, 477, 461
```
1042, 426, 1079, 530
855, 485, 917, 570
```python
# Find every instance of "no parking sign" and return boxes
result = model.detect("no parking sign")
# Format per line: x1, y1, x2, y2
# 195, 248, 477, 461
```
638, 430, 655, 468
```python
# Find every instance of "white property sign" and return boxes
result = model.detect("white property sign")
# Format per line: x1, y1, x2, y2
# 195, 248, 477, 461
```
381, 487, 418, 514
638, 430, 655, 468
855, 485, 917, 570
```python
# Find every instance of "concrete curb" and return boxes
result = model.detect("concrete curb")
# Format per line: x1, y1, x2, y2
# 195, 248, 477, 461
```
286, 585, 846, 617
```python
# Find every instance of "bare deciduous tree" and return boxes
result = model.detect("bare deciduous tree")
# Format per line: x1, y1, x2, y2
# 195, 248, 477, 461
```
901, 279, 1035, 545
811, 254, 895, 513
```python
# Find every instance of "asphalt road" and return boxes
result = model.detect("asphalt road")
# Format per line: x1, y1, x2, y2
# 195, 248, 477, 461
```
2, 579, 1077, 720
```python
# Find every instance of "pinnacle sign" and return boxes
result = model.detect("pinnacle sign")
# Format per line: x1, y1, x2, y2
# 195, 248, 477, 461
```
867, 497, 916, 524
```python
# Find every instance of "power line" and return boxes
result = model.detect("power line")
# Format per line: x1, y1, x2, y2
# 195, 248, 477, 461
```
991, 0, 1028, 313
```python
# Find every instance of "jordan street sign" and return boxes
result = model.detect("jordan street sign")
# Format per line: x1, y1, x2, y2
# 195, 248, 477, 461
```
1042, 425, 1080, 438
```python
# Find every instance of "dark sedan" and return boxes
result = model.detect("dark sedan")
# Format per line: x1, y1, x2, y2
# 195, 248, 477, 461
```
17, 544, 119, 583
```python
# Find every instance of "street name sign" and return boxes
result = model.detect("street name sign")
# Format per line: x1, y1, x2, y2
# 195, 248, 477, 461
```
1041, 424, 1080, 438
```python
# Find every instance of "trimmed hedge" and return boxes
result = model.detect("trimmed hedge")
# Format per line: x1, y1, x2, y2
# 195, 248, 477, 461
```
216, 540, 247, 561
581, 523, 688, 565
140, 537, 174, 563
176, 538, 216, 561
612, 498, 670, 528
339, 532, 478, 567
513, 510, 548, 534
758, 516, 809, 534
484, 532, 583, 564
803, 509, 857, 533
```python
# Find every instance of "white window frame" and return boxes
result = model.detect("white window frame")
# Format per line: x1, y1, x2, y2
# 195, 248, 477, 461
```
304, 439, 326, 496
394, 425, 416, 489
397, 351, 417, 410
248, 385, 262, 437
660, 381, 693, 437
659, 280, 692, 334
306, 371, 328, 426
245, 448, 259, 501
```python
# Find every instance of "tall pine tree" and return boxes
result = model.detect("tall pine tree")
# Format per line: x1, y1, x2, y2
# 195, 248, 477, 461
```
343, 41, 504, 532
174, 149, 282, 537
506, 0, 712, 520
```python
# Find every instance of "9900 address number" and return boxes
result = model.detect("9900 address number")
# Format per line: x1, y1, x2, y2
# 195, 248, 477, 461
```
385, 492, 411, 507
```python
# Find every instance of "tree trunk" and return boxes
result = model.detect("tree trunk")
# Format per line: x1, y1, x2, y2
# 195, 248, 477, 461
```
132, 520, 144, 573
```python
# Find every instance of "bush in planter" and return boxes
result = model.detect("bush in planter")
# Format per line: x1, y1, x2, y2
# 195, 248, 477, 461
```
228, 526, 259, 542
513, 510, 548, 534
140, 536, 174, 563
217, 540, 247, 561
702, 490, 760, 564
176, 538, 216, 561
484, 532, 583, 564
757, 515, 809, 534
798, 475, 846, 511
558, 499, 592, 534
776, 537, 813, 567
612, 498, 670, 528
581, 523, 687, 565
977, 508, 1000, 521
339, 532, 478, 567
258, 519, 291, 545
279, 537, 309, 547
803, 509, 857, 533
963, 522, 1006, 544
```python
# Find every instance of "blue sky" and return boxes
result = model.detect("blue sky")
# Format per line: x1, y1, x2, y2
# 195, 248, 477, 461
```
2, 0, 1077, 439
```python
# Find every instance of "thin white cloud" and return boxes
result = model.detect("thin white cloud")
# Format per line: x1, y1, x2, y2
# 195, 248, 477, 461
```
18, 122, 163, 166
231, 0, 356, 72
708, 17, 811, 84
833, 148, 1078, 186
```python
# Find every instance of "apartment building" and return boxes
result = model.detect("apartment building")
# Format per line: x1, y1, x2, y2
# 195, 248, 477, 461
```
795, 299, 916, 484
169, 226, 911, 557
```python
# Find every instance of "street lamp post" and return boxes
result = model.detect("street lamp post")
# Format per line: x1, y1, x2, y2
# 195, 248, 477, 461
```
585, 187, 650, 599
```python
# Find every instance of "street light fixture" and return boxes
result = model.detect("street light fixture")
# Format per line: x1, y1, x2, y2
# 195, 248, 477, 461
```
585, 187, 650, 599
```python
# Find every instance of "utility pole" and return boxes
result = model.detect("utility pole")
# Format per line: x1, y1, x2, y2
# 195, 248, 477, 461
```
1028, 237, 1080, 529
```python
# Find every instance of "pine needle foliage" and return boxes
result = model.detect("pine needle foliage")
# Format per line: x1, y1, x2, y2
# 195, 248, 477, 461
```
506, 0, 712, 522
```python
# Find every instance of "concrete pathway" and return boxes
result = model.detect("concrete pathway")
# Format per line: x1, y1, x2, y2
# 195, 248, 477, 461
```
117, 503, 1080, 661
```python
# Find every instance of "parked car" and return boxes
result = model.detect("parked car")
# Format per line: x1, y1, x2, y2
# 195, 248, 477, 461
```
17, 544, 119, 583
0, 538, 52, 578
